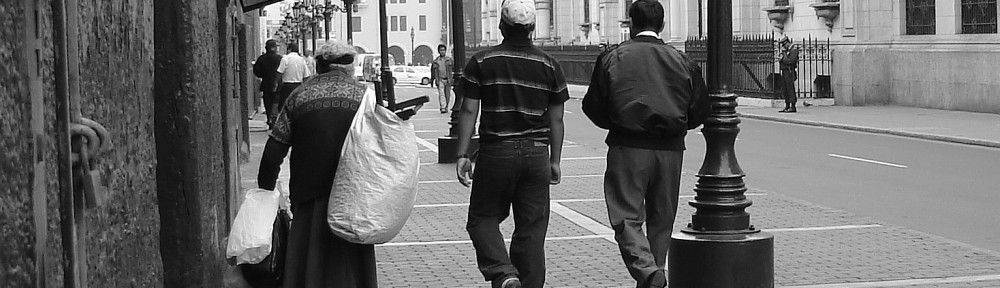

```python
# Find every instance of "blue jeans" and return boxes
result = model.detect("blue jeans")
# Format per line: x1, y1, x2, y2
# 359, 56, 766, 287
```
467, 139, 551, 288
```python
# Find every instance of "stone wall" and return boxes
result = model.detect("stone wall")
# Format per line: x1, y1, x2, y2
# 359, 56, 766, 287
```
833, 0, 1000, 114
0, 3, 35, 286
75, 0, 163, 286
1, 0, 164, 286
2, 0, 259, 285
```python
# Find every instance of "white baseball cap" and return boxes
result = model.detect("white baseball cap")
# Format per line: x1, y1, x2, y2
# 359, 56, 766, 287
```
501, 0, 536, 26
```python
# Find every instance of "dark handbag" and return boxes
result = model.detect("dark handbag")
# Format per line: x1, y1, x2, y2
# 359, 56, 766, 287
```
239, 210, 291, 288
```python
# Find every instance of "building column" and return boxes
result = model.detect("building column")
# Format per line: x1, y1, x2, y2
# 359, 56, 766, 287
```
668, 0, 687, 49
536, 0, 551, 39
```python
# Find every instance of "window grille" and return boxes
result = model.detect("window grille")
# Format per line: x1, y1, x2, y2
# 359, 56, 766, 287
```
962, 0, 998, 33
775, 0, 790, 6
905, 0, 936, 35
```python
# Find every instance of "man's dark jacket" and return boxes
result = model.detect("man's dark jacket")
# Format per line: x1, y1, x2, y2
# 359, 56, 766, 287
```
582, 35, 711, 151
253, 51, 283, 92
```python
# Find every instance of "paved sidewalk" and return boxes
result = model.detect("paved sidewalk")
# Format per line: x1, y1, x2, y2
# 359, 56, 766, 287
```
231, 88, 1000, 287
738, 105, 1000, 149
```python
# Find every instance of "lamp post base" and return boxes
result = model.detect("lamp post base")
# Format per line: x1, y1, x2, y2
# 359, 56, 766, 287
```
437, 136, 479, 163
669, 231, 774, 288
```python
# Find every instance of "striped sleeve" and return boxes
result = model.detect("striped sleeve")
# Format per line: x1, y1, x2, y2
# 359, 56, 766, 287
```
459, 54, 482, 100
550, 59, 570, 104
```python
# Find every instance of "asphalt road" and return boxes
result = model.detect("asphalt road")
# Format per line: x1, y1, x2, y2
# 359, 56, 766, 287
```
399, 85, 1000, 254
558, 97, 1000, 254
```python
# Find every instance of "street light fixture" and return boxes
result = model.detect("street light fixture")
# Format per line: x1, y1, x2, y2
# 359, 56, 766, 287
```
668, 0, 774, 287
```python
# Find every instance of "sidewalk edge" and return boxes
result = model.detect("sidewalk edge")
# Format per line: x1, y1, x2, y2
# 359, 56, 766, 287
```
739, 113, 1000, 149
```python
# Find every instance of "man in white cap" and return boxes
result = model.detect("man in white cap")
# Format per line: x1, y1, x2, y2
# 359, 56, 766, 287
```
454, 0, 569, 287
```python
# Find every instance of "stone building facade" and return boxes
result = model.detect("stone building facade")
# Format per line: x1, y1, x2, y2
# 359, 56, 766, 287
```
1, 0, 260, 285
465, 0, 999, 114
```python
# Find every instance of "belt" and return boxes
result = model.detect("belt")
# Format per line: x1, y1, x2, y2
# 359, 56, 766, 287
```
483, 139, 548, 148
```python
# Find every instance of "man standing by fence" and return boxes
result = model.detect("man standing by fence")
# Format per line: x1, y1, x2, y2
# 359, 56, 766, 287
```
582, 1, 710, 287
778, 36, 799, 113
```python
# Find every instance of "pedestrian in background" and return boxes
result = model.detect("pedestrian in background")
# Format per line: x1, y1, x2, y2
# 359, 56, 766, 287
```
257, 41, 378, 288
253, 39, 283, 129
431, 44, 454, 113
275, 44, 312, 115
581, 1, 710, 287
454, 0, 568, 287
778, 36, 799, 113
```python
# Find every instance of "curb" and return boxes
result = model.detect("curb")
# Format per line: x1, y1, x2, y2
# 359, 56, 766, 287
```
739, 113, 1000, 149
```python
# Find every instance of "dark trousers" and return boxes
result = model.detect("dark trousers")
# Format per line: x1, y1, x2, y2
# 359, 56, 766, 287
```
781, 69, 797, 107
604, 146, 683, 287
467, 140, 551, 288
277, 82, 301, 115
262, 89, 278, 126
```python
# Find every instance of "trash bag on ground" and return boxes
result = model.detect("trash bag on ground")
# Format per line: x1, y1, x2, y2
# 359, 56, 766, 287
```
227, 188, 281, 264
239, 209, 290, 288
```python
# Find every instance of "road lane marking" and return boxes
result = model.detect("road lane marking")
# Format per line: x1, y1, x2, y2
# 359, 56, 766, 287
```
415, 137, 438, 151
827, 154, 907, 168
782, 274, 1000, 288
765, 224, 882, 233
549, 202, 617, 243
378, 235, 612, 247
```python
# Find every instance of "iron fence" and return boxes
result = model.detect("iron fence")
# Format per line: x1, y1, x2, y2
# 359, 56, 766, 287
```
685, 34, 833, 99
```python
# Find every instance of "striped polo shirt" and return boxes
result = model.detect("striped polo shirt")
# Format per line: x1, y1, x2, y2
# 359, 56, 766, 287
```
458, 38, 570, 143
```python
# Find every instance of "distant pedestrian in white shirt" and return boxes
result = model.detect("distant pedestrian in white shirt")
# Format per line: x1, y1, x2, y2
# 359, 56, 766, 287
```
276, 44, 312, 114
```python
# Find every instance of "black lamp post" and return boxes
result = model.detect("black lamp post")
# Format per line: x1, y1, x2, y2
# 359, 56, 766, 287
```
312, 12, 323, 52
343, 0, 355, 45
410, 27, 415, 65
668, 0, 774, 287
435, 0, 474, 163
322, 0, 333, 41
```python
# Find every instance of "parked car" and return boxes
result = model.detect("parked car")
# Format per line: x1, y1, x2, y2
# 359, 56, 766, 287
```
390, 65, 432, 85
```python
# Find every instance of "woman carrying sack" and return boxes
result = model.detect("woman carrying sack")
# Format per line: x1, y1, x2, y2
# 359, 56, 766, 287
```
257, 41, 378, 288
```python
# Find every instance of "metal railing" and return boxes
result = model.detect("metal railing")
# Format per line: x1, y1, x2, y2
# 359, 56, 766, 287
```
686, 34, 833, 99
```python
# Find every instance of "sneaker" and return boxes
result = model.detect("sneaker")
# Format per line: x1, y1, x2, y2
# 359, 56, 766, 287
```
501, 277, 521, 288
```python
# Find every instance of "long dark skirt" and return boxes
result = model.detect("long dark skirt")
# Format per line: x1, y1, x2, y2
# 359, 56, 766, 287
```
283, 195, 378, 288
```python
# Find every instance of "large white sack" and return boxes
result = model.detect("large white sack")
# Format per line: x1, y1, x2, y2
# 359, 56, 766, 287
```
226, 188, 280, 264
328, 88, 420, 245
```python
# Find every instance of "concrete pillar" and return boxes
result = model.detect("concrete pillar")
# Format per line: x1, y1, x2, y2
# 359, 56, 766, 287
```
536, 0, 551, 39
668, 0, 688, 49
154, 0, 231, 286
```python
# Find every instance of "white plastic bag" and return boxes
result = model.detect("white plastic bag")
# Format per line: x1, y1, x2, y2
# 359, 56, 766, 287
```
226, 188, 280, 264
327, 88, 420, 244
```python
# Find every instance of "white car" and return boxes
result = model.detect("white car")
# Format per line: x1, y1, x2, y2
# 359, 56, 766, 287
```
391, 66, 432, 85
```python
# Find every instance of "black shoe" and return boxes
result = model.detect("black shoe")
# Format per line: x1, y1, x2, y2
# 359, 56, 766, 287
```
786, 108, 797, 113
493, 276, 521, 288
779, 108, 789, 113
